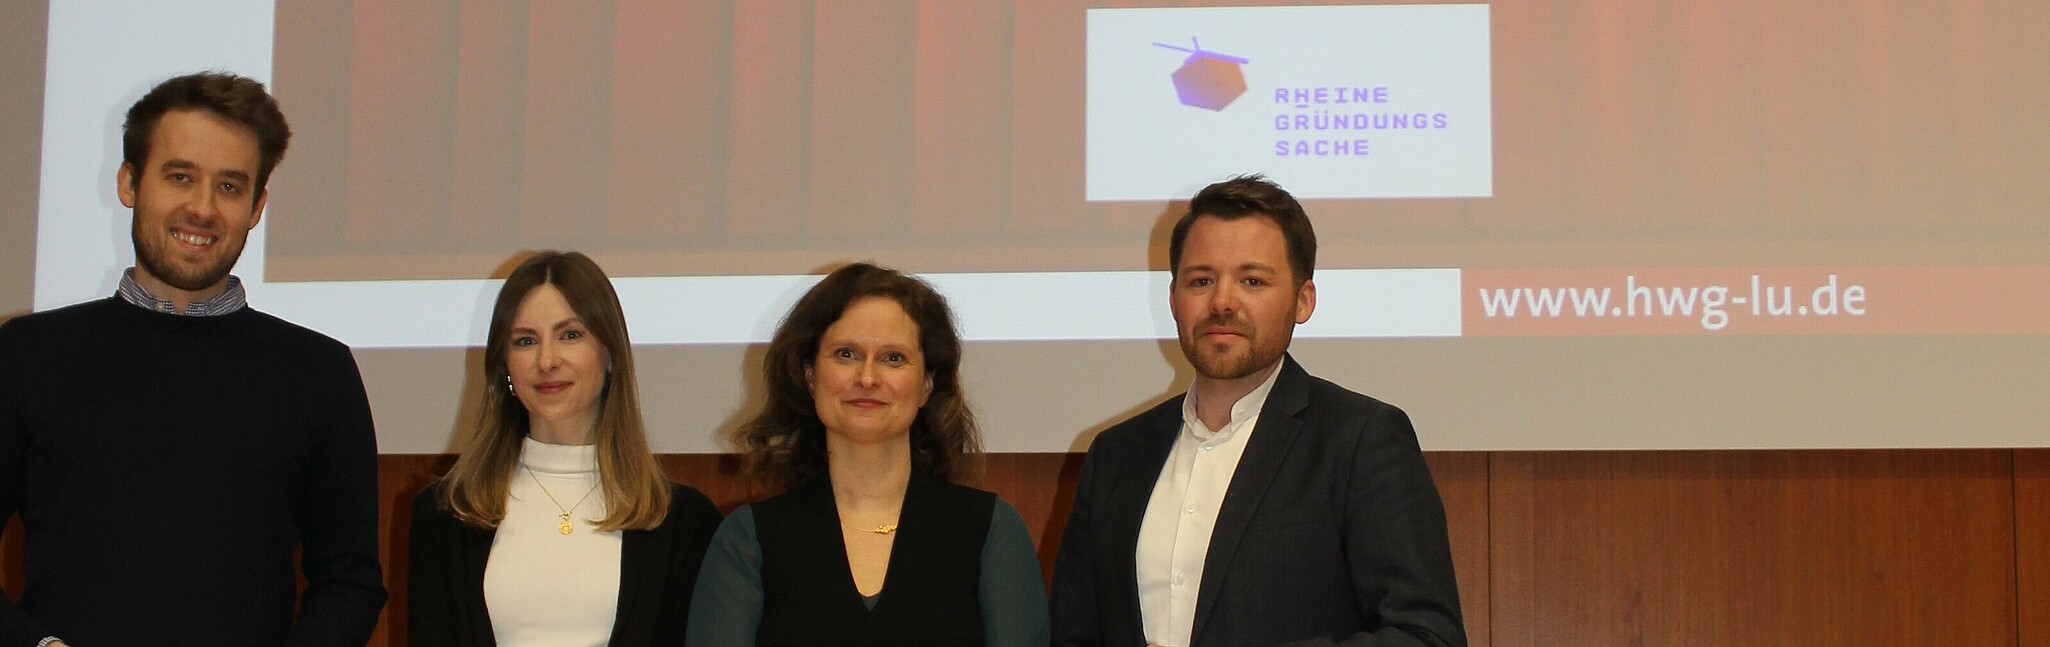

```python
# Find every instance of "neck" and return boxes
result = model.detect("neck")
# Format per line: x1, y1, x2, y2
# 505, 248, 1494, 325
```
826, 433, 913, 515
1190, 357, 1283, 432
528, 419, 597, 446
132, 265, 228, 314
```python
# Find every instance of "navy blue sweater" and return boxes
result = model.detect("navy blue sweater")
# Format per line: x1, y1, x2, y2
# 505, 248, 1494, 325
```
0, 298, 386, 646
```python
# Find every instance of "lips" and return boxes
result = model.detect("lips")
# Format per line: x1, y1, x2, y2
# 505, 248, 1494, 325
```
170, 229, 216, 248
846, 398, 888, 409
532, 381, 573, 395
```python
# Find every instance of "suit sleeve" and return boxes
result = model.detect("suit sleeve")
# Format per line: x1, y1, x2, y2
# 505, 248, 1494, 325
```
406, 486, 459, 647
653, 486, 724, 645
1049, 447, 1105, 647
0, 324, 57, 647
287, 347, 389, 646
981, 498, 1051, 647
1290, 404, 1466, 647
685, 506, 765, 646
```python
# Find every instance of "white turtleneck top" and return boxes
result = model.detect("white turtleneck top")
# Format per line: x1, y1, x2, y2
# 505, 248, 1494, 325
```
483, 437, 622, 646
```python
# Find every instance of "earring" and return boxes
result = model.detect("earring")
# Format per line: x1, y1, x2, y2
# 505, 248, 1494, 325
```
505, 375, 514, 394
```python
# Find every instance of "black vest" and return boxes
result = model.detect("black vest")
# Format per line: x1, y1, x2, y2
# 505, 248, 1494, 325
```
753, 473, 995, 646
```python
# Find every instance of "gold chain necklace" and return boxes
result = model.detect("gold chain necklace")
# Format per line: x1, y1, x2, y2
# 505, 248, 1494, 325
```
841, 519, 899, 535
525, 466, 600, 535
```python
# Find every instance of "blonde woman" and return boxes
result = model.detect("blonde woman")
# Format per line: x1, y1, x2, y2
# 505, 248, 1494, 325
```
409, 251, 721, 646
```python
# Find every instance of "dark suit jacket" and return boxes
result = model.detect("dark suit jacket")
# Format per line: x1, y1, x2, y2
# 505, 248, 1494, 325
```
406, 481, 723, 647
1051, 356, 1465, 647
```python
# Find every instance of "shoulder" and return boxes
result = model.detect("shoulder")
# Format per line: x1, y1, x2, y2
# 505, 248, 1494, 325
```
1082, 394, 1183, 459
1301, 372, 1404, 420
1291, 370, 1425, 455
0, 298, 120, 341
238, 307, 355, 358
662, 482, 724, 529
709, 504, 758, 544
987, 496, 1028, 532
408, 481, 464, 535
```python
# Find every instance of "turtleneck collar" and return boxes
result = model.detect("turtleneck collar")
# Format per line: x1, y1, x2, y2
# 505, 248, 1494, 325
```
520, 436, 599, 476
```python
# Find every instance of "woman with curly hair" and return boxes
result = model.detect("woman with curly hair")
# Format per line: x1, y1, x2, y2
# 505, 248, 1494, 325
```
688, 262, 1048, 646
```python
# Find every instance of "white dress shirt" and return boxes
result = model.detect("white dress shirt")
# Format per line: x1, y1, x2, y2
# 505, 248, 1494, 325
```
483, 437, 622, 646
1135, 364, 1285, 647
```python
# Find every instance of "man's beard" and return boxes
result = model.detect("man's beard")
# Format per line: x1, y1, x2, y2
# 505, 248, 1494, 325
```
1180, 313, 1290, 381
133, 220, 244, 292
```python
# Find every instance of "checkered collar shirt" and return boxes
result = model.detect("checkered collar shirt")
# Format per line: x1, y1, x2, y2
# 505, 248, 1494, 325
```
114, 267, 248, 316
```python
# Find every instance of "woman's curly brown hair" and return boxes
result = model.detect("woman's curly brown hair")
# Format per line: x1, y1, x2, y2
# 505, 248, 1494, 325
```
736, 262, 982, 491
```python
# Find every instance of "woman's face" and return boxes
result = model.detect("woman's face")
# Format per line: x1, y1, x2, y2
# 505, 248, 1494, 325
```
809, 296, 933, 445
505, 283, 608, 442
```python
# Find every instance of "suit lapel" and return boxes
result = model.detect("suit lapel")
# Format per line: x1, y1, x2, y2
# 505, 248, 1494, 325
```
1107, 398, 1184, 640
1189, 357, 1311, 643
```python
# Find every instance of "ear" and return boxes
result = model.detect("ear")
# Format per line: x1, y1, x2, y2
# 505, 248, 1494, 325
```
804, 365, 814, 391
921, 373, 935, 406
117, 162, 137, 208
1294, 279, 1317, 324
249, 187, 268, 230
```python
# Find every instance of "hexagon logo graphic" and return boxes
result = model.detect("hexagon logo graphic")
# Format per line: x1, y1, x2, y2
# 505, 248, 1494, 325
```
1154, 38, 1250, 111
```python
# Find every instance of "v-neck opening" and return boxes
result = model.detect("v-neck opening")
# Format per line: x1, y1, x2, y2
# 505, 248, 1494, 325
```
821, 475, 914, 612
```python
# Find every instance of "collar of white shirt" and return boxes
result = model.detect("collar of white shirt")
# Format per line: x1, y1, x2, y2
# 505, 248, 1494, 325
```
1178, 360, 1287, 442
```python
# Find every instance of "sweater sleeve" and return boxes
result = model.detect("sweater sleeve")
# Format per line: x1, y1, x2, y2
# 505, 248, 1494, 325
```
286, 346, 389, 646
685, 506, 765, 646
982, 498, 1052, 647
0, 322, 57, 647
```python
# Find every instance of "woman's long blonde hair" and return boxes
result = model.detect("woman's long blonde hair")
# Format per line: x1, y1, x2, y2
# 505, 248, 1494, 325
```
438, 251, 671, 531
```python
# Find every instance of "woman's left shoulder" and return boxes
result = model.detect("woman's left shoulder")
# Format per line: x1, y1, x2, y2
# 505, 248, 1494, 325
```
659, 481, 724, 528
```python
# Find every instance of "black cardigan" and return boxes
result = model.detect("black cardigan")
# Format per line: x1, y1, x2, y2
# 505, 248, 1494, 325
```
406, 481, 723, 646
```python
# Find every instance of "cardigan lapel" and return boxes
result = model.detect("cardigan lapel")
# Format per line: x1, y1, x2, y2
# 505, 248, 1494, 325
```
609, 525, 659, 643
1187, 356, 1312, 643
1107, 399, 1185, 640
459, 523, 498, 645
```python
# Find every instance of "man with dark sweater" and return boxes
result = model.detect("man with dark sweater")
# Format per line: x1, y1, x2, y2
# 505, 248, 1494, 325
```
0, 73, 385, 646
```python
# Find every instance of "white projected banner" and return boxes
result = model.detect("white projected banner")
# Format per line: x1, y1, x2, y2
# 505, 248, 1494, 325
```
1086, 4, 1493, 201
33, 0, 1462, 348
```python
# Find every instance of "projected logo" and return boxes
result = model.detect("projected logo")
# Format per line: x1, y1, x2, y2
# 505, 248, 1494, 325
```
1154, 38, 1249, 111
1086, 4, 1494, 201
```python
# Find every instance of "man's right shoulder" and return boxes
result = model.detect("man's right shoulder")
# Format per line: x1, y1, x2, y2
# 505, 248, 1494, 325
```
1082, 394, 1184, 458
0, 298, 119, 344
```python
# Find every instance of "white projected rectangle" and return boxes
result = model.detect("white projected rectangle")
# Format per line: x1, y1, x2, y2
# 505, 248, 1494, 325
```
1085, 4, 1494, 201
33, 0, 1461, 348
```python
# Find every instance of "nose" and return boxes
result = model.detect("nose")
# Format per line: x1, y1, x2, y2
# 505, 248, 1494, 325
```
1208, 280, 1240, 315
187, 183, 222, 223
536, 339, 562, 371
857, 360, 880, 388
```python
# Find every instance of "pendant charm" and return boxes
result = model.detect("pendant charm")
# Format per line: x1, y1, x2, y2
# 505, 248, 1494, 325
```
558, 514, 574, 535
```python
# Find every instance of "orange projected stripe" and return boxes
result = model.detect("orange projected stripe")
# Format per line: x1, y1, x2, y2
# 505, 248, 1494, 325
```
1464, 266, 2050, 336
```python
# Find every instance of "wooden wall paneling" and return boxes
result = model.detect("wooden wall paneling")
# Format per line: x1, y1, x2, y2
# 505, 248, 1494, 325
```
1426, 452, 1494, 647
14, 448, 2044, 647
1518, 450, 2016, 647
2020, 448, 2050, 647
1487, 451, 1537, 647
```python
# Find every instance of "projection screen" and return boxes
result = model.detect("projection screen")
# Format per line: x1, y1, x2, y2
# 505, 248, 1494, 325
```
24, 0, 2050, 452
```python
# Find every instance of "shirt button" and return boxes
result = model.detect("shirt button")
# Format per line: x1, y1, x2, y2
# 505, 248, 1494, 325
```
1201, 444, 1215, 451
1174, 572, 1185, 585
1184, 505, 1196, 514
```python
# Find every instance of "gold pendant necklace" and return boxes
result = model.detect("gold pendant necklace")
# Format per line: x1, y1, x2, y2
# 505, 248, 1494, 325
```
526, 466, 599, 536
842, 520, 900, 535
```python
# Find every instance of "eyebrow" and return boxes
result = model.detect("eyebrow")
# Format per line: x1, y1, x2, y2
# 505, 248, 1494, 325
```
1180, 262, 1279, 274
159, 159, 253, 184
510, 318, 585, 335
